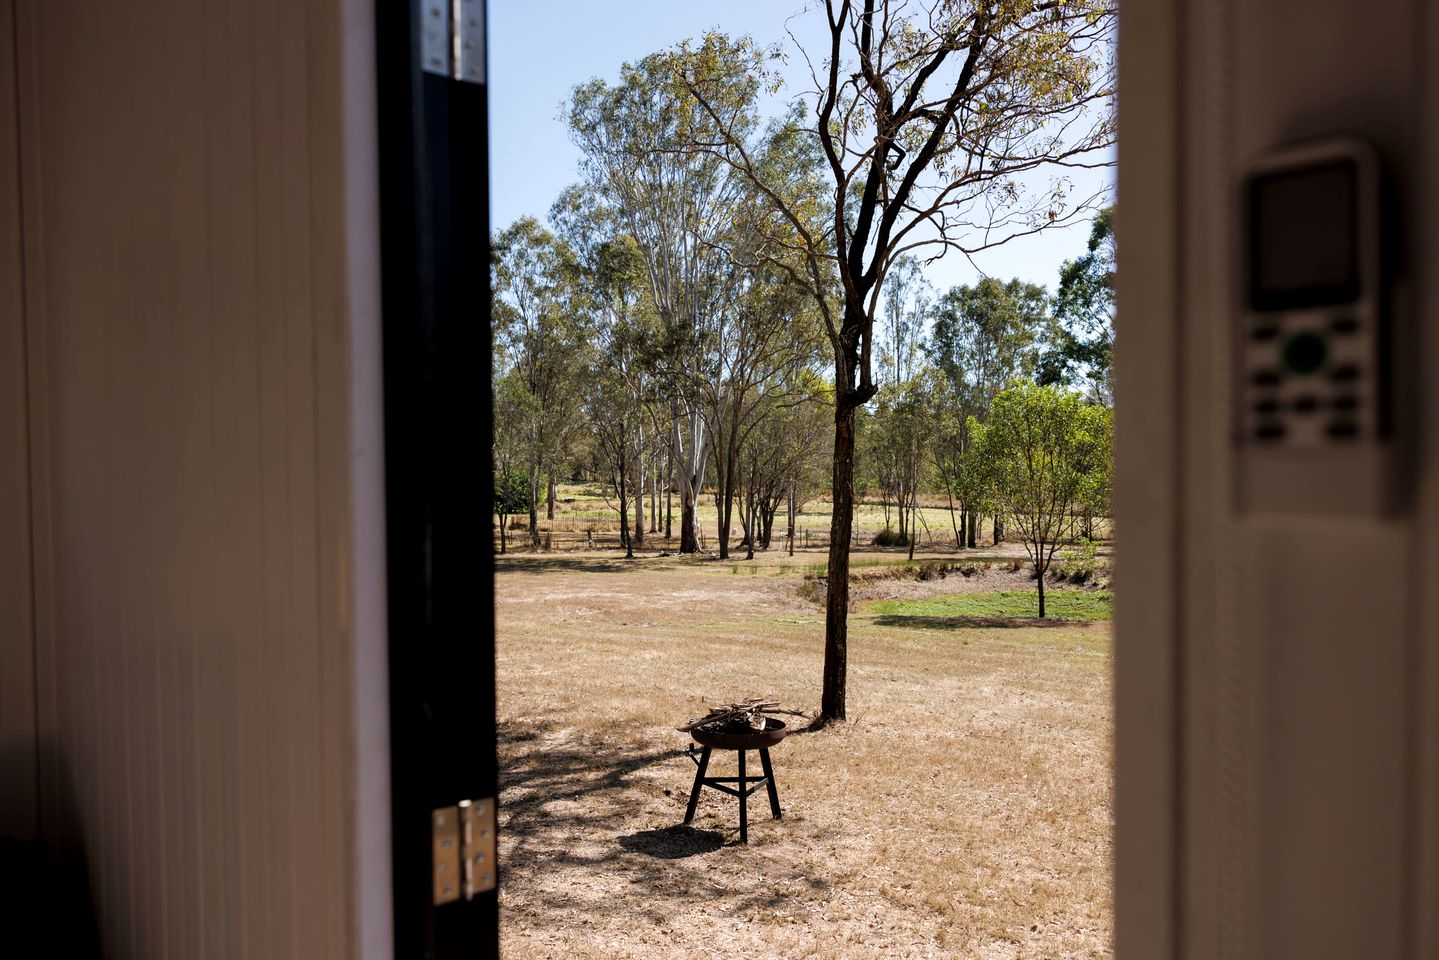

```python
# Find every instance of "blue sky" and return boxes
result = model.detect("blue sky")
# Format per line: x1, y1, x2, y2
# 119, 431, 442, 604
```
488, 0, 1115, 295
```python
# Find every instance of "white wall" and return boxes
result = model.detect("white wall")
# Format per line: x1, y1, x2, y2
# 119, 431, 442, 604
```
1, 0, 390, 956
1118, 0, 1439, 957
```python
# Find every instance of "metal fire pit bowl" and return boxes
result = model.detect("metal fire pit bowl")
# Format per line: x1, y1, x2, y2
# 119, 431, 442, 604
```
683, 719, 789, 843
690, 717, 789, 750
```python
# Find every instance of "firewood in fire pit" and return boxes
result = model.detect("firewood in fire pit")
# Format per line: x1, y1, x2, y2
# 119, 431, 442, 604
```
676, 698, 809, 735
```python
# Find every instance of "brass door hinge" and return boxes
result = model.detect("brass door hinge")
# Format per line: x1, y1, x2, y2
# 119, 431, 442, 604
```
433, 798, 496, 905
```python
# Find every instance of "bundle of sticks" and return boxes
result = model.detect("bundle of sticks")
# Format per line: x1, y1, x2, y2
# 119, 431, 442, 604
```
676, 698, 809, 735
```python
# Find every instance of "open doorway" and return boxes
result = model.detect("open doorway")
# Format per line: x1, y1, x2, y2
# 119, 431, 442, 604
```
488, 1, 1115, 956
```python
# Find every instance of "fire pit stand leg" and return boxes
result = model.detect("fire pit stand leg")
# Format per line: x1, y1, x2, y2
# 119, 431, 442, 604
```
737, 749, 748, 844
760, 748, 782, 819
684, 746, 711, 824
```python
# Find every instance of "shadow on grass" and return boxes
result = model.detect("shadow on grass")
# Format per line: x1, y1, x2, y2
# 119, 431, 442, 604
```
495, 554, 640, 575
869, 613, 1085, 629
617, 825, 725, 859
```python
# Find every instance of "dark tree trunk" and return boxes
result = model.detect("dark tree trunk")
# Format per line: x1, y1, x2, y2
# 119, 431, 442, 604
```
967, 511, 977, 549
907, 497, 918, 562
618, 464, 633, 560
744, 486, 756, 561
787, 482, 795, 557
821, 400, 857, 724
680, 495, 698, 553
528, 463, 540, 548
498, 513, 507, 554
1037, 563, 1046, 618
718, 451, 734, 560
547, 476, 556, 520
633, 457, 644, 549
665, 453, 673, 542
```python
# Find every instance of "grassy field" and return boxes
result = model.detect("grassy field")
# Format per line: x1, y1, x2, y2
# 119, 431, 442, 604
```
872, 591, 1114, 623
496, 549, 1113, 959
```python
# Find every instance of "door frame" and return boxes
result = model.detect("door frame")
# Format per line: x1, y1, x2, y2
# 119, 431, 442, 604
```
375, 2, 498, 957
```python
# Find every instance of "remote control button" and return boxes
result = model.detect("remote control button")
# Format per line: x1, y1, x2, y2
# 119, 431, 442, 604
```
1292, 395, 1318, 413
1332, 395, 1360, 411
1252, 324, 1280, 341
1329, 316, 1359, 334
1330, 364, 1360, 382
1327, 421, 1359, 439
1254, 423, 1286, 441
1253, 398, 1280, 415
1252, 369, 1281, 387
1282, 332, 1328, 376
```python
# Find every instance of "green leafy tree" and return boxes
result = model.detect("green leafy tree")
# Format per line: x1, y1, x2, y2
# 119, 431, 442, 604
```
972, 384, 1111, 618
492, 369, 539, 553
492, 468, 530, 555
1041, 206, 1115, 403
492, 218, 589, 546
861, 377, 931, 556
930, 277, 1050, 545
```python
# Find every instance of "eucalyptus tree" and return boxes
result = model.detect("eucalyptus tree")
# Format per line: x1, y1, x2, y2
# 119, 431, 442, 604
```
492, 217, 588, 546
879, 256, 931, 390
926, 373, 970, 547
1042, 205, 1115, 404
492, 369, 537, 554
706, 257, 826, 559
666, 1, 1115, 722
566, 54, 763, 554
733, 370, 833, 557
550, 186, 659, 551
864, 377, 932, 554
583, 356, 642, 559
930, 276, 1049, 544
970, 384, 1111, 617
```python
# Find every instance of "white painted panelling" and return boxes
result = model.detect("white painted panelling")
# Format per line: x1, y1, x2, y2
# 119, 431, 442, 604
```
1120, 0, 1437, 957
12, 0, 389, 956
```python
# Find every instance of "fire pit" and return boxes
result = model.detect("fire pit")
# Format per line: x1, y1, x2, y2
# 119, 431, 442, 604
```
678, 702, 800, 843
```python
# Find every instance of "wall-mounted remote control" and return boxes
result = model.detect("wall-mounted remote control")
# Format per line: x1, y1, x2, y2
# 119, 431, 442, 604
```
1236, 139, 1397, 515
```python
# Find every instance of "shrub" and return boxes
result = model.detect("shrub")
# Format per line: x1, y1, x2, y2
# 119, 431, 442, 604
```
872, 527, 910, 547
1054, 538, 1101, 583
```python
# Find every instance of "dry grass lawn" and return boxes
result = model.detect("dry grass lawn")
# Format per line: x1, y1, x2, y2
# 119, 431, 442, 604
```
497, 549, 1113, 959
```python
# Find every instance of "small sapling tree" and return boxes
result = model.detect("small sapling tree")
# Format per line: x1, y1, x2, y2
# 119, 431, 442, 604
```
972, 384, 1111, 618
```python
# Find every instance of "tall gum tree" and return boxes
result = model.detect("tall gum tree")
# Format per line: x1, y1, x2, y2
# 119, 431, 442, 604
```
492, 218, 587, 547
566, 58, 763, 553
668, 0, 1115, 723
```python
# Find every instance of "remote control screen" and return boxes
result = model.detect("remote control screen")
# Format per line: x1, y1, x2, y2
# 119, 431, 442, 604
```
1250, 160, 1358, 310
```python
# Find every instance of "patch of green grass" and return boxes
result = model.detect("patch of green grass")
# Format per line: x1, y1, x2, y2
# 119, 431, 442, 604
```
801, 556, 1013, 579
871, 590, 1113, 621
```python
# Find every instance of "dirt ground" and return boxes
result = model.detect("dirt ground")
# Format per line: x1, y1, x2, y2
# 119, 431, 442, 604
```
496, 548, 1113, 959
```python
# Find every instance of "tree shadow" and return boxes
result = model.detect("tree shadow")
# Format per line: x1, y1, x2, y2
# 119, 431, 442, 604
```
498, 715, 833, 923
870, 613, 1083, 629
495, 554, 638, 575
617, 825, 725, 859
